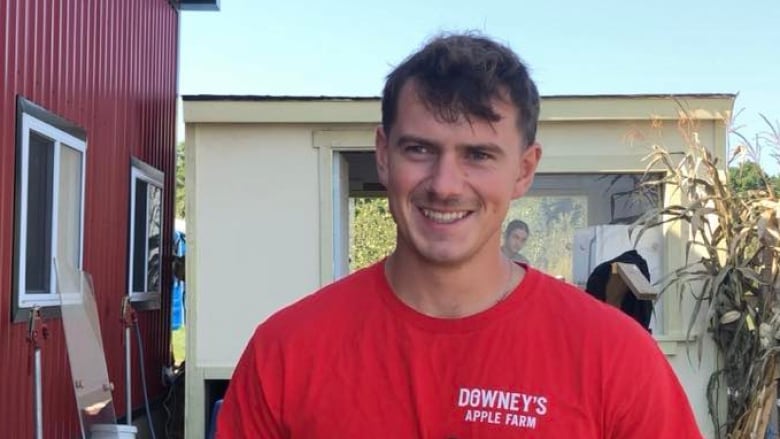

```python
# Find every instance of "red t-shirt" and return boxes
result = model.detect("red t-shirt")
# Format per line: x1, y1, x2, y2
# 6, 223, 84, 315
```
218, 263, 702, 438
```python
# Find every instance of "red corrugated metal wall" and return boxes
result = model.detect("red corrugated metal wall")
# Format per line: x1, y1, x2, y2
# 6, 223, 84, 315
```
0, 1, 178, 437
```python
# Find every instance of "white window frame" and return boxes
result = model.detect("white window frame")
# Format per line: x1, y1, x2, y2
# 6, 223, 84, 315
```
15, 110, 87, 312
128, 158, 164, 309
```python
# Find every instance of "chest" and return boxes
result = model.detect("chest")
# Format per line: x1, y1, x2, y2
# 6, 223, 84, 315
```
281, 328, 605, 438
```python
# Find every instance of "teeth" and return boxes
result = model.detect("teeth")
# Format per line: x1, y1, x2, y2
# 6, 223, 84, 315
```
422, 209, 468, 223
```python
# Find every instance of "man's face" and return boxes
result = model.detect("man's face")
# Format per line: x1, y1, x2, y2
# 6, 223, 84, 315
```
507, 228, 528, 254
375, 81, 541, 266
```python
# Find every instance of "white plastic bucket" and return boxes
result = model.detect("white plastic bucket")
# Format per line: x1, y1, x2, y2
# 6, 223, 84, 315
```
90, 424, 138, 439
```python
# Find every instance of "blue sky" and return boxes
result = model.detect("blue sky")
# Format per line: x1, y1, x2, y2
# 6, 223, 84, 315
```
179, 0, 780, 172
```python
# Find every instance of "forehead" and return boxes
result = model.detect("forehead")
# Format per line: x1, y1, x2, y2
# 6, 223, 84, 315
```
393, 80, 522, 140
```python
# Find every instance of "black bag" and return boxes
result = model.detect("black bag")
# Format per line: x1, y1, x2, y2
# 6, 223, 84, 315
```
585, 250, 653, 332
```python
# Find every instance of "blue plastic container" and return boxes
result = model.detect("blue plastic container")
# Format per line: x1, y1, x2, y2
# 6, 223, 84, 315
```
171, 230, 186, 330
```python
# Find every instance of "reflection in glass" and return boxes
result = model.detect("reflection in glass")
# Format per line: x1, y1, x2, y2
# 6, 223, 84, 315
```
56, 260, 117, 438
504, 195, 587, 279
502, 174, 662, 281
58, 145, 83, 280
146, 185, 162, 293
131, 179, 162, 294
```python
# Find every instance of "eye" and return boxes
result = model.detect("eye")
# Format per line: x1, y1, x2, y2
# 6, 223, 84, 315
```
405, 144, 430, 155
466, 148, 493, 161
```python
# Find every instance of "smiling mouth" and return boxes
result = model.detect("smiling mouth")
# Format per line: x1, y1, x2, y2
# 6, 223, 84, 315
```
420, 208, 472, 224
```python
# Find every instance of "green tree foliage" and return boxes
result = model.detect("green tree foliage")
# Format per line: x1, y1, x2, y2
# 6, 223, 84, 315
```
175, 141, 185, 219
728, 160, 776, 193
349, 198, 396, 271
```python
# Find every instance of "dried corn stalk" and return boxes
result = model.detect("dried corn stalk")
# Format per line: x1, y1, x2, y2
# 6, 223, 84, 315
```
635, 111, 780, 438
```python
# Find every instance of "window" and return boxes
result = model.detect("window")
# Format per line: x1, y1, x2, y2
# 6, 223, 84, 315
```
13, 98, 87, 320
128, 158, 164, 308
504, 194, 588, 279
502, 174, 663, 280
503, 173, 664, 332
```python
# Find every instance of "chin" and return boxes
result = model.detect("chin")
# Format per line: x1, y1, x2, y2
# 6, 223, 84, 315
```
416, 245, 472, 266
398, 229, 477, 265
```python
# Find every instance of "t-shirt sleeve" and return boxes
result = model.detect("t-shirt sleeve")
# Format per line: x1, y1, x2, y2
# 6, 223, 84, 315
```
605, 323, 704, 439
217, 325, 286, 438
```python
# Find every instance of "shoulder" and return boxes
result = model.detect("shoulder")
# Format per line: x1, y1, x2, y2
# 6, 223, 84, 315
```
528, 270, 689, 400
528, 269, 656, 347
249, 262, 383, 345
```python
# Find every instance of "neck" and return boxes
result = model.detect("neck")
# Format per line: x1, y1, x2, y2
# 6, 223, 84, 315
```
384, 246, 523, 318
501, 245, 515, 258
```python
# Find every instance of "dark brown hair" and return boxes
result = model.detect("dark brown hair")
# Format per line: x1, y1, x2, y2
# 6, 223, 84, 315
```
382, 33, 540, 146
504, 219, 530, 241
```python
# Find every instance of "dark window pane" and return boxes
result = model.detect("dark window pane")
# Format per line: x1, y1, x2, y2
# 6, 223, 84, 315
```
132, 180, 148, 292
25, 131, 54, 294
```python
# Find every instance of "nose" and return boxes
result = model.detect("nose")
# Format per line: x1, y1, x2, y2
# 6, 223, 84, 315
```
428, 152, 465, 201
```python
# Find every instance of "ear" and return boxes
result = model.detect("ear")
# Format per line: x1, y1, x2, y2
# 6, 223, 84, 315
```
512, 142, 542, 199
375, 125, 390, 187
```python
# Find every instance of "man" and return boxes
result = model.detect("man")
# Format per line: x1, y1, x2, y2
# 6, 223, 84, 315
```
218, 33, 702, 438
502, 219, 530, 264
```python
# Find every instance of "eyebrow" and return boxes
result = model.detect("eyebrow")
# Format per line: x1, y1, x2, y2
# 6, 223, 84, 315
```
396, 134, 440, 149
